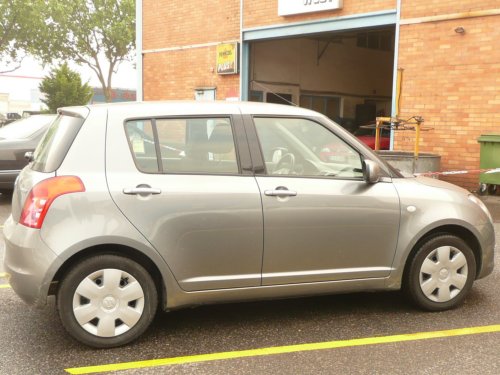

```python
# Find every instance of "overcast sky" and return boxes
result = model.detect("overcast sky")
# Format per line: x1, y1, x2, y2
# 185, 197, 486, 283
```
0, 55, 137, 101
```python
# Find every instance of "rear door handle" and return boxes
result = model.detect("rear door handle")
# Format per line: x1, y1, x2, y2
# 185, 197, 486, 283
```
264, 189, 297, 197
123, 186, 162, 195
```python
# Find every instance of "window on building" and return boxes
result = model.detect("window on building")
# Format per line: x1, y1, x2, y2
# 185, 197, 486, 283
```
356, 31, 394, 52
300, 95, 341, 121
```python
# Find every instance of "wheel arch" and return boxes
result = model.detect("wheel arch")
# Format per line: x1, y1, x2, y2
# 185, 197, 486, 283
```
49, 244, 166, 307
402, 224, 482, 285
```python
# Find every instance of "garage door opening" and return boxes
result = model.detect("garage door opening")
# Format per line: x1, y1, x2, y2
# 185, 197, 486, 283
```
247, 26, 395, 139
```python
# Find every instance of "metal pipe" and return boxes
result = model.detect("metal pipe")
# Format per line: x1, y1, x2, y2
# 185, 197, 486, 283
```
136, 0, 143, 101
389, 0, 402, 150
239, 0, 244, 100
401, 9, 500, 25
375, 119, 381, 151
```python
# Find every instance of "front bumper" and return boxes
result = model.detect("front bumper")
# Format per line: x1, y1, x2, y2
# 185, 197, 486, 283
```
477, 221, 496, 279
2, 215, 62, 306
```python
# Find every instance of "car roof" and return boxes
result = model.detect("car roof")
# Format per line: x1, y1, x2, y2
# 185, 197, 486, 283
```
60, 101, 322, 119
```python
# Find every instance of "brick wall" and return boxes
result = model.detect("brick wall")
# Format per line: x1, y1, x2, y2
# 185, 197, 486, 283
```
142, 0, 241, 101
396, 5, 500, 190
143, 47, 240, 101
143, 0, 240, 50
401, 1, 499, 18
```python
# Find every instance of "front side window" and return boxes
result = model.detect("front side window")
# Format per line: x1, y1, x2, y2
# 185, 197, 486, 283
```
254, 117, 363, 178
125, 117, 239, 174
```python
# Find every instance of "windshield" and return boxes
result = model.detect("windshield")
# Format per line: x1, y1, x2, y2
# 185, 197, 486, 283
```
0, 115, 56, 139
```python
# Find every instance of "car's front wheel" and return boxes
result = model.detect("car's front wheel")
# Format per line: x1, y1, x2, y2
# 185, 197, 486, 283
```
405, 235, 476, 311
57, 254, 158, 348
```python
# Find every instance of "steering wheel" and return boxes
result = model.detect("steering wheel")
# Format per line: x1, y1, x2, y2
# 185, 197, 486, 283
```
274, 153, 296, 174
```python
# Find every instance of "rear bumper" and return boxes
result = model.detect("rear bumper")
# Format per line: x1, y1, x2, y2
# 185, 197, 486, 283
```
2, 215, 61, 307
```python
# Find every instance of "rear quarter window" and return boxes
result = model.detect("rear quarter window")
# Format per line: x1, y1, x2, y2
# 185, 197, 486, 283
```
31, 113, 86, 172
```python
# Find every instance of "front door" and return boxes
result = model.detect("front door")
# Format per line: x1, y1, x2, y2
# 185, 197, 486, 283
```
251, 117, 400, 285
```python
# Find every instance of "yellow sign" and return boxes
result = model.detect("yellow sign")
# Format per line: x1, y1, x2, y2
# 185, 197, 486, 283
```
216, 43, 238, 75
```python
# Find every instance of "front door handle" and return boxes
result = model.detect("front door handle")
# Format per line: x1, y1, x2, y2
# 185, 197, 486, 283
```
264, 189, 297, 197
123, 186, 162, 195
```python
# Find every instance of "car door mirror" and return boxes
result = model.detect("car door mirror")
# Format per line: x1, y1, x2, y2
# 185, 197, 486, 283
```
363, 159, 381, 184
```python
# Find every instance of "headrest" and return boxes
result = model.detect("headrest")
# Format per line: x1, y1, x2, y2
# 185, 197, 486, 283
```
207, 123, 234, 154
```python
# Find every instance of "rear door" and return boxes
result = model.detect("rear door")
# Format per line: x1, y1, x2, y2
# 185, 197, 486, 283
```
247, 116, 401, 285
106, 110, 264, 292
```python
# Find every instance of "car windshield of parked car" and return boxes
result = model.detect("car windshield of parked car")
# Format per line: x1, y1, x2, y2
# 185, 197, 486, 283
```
0, 115, 55, 140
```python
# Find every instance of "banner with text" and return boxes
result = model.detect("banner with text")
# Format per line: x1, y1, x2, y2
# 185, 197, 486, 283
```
216, 43, 239, 75
278, 0, 343, 17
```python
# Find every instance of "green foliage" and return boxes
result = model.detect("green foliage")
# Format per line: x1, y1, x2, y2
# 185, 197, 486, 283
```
1, 0, 135, 98
33, 0, 136, 102
39, 63, 94, 113
0, 0, 45, 71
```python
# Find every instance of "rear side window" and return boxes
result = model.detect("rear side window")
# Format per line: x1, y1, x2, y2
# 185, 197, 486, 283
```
125, 117, 239, 174
31, 114, 85, 172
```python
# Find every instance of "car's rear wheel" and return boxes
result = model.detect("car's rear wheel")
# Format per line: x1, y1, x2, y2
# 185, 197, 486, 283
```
405, 235, 476, 311
57, 254, 158, 348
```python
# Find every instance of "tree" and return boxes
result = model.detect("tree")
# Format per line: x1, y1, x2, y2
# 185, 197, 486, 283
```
33, 0, 135, 102
39, 63, 94, 113
0, 0, 44, 72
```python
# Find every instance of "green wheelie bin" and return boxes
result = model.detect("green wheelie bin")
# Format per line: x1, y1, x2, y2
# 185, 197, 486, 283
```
478, 134, 500, 195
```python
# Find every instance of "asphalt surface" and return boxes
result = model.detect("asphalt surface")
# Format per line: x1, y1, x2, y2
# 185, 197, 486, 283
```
1, 191, 499, 375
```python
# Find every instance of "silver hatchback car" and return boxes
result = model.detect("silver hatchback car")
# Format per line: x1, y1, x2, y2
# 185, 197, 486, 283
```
3, 101, 495, 348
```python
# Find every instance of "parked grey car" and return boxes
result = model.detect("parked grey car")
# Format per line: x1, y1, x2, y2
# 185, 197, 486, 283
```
2, 101, 495, 348
0, 114, 57, 191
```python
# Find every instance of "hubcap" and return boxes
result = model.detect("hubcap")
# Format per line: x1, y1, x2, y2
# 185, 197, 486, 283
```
102, 296, 118, 310
439, 268, 449, 280
72, 268, 145, 337
419, 246, 468, 303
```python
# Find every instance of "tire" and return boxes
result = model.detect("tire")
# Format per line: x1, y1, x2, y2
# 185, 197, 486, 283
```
57, 254, 158, 348
488, 184, 498, 195
404, 235, 476, 311
478, 183, 488, 196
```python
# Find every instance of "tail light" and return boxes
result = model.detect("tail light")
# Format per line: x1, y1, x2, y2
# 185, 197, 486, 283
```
20, 176, 85, 229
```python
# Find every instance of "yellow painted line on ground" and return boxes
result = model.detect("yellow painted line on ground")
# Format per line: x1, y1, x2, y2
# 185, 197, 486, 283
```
65, 324, 500, 374
0, 273, 11, 288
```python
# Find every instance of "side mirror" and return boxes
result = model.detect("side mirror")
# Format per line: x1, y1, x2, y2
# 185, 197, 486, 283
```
24, 151, 34, 162
363, 159, 381, 184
